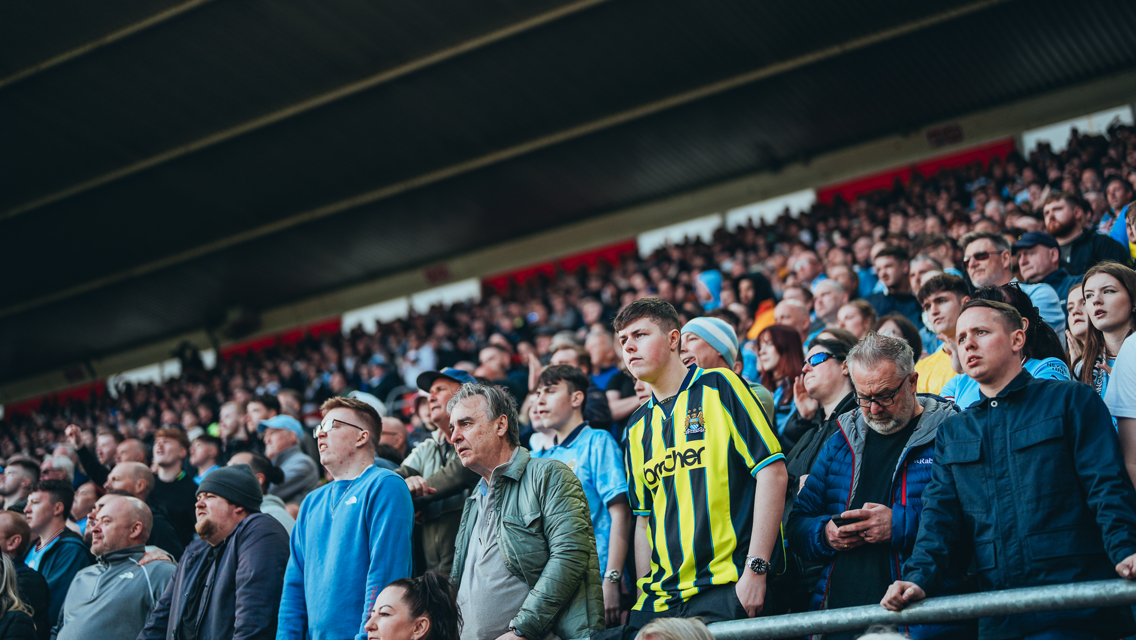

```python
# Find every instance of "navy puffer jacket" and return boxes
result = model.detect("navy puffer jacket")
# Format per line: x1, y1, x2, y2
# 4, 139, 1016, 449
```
787, 395, 971, 639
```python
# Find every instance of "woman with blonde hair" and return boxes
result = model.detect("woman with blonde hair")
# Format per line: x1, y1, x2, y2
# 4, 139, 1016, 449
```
636, 617, 714, 640
0, 555, 34, 640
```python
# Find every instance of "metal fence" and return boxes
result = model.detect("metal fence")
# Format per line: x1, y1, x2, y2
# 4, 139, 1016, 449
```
707, 580, 1136, 640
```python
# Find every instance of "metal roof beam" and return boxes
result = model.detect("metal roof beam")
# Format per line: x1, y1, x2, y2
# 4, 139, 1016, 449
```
5, 63, 1135, 403
0, 0, 611, 222
0, 0, 1008, 320
0, 0, 216, 90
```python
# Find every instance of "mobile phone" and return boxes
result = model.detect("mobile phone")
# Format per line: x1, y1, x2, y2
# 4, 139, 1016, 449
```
831, 516, 863, 527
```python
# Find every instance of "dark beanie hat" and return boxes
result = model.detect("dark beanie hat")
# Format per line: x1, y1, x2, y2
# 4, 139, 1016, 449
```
197, 465, 262, 513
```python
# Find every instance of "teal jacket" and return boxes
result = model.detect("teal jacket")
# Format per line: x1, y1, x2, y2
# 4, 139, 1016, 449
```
451, 448, 604, 640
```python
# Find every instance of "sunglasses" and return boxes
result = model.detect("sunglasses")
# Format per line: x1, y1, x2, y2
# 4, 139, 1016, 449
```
962, 250, 1001, 269
805, 352, 837, 368
315, 418, 364, 435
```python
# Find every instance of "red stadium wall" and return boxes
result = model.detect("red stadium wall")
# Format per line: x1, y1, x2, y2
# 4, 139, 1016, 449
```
816, 137, 1017, 204
482, 239, 639, 294
219, 317, 342, 358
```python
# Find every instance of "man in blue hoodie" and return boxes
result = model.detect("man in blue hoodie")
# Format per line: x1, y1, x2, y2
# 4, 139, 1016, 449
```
277, 397, 414, 640
23, 479, 91, 624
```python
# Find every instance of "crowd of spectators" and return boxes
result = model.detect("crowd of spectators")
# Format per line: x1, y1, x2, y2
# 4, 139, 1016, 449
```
0, 123, 1133, 639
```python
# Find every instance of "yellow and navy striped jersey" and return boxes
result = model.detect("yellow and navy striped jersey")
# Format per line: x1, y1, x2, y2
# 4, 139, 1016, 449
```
623, 365, 785, 612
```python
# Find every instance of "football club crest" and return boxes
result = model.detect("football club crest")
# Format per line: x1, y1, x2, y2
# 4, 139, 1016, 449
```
684, 407, 705, 434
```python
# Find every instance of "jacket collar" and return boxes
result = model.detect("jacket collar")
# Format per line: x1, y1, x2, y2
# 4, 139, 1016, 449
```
1042, 267, 1071, 286
499, 446, 530, 482
978, 368, 1034, 402
838, 394, 958, 450
96, 544, 146, 568
823, 391, 858, 423
1069, 229, 1095, 248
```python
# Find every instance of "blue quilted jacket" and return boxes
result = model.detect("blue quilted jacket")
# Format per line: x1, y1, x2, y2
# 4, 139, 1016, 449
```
787, 395, 971, 639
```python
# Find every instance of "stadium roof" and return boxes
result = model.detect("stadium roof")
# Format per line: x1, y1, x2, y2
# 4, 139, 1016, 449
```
3, 0, 1136, 388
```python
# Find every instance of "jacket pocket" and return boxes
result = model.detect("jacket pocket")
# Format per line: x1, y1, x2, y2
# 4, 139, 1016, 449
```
1010, 416, 1075, 501
940, 439, 987, 513
1009, 416, 1063, 451
974, 539, 997, 570
1025, 526, 1105, 560
502, 511, 549, 583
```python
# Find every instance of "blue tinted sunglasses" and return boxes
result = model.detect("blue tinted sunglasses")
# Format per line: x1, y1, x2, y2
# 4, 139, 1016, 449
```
805, 352, 837, 368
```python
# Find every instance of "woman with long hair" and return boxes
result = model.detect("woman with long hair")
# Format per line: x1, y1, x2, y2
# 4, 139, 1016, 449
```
1078, 262, 1136, 397
0, 555, 34, 640
365, 572, 461, 640
756, 325, 805, 437
1066, 281, 1089, 365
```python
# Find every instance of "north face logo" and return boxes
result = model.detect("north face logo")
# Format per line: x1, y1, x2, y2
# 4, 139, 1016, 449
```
643, 443, 707, 488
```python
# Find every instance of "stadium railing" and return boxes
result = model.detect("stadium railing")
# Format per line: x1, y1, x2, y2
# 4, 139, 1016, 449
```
708, 580, 1136, 639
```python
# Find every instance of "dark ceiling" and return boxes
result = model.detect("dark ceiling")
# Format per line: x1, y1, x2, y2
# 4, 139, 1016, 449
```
3, 0, 1135, 385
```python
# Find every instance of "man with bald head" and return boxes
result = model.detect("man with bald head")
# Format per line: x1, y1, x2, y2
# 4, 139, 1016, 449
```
0, 511, 49, 640
380, 416, 409, 459
812, 280, 849, 336
104, 462, 184, 560
774, 298, 813, 346
54, 495, 175, 640
115, 438, 149, 465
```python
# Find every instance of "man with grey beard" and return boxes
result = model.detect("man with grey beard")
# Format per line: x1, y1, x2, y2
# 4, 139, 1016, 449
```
788, 332, 966, 640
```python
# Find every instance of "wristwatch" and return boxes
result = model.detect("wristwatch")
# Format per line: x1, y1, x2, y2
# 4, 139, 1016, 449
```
746, 556, 772, 575
605, 569, 622, 583
509, 627, 524, 637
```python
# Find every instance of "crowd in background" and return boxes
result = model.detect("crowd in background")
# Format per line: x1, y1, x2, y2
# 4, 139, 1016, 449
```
0, 123, 1133, 640
3, 125, 1136, 456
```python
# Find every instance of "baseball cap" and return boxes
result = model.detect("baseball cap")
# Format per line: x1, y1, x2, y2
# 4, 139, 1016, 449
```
257, 414, 305, 438
1013, 231, 1059, 250
416, 367, 477, 392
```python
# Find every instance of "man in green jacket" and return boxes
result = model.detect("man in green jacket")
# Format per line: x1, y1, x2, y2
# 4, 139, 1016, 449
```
450, 382, 603, 640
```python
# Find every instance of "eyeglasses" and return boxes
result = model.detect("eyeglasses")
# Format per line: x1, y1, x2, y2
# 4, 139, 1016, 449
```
805, 352, 837, 368
962, 251, 1000, 269
854, 378, 909, 408
315, 418, 364, 435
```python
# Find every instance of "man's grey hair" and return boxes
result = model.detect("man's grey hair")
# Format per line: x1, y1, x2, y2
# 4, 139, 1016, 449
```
447, 383, 520, 447
847, 332, 915, 379
44, 455, 75, 484
960, 230, 1010, 254
814, 279, 845, 295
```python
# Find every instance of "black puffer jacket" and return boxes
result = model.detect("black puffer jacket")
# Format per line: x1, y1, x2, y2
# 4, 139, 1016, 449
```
780, 390, 858, 614
0, 610, 36, 640
783, 390, 858, 514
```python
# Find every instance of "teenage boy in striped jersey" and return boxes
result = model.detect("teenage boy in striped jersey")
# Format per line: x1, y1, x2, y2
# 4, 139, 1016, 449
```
615, 298, 787, 626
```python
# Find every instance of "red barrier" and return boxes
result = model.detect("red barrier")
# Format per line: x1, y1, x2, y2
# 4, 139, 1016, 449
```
482, 239, 638, 294
219, 317, 342, 358
817, 137, 1017, 204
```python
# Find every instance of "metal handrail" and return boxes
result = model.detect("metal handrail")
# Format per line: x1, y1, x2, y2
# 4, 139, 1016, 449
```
708, 580, 1136, 639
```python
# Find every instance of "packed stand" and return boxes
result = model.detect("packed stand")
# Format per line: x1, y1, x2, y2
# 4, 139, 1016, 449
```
0, 126, 1133, 639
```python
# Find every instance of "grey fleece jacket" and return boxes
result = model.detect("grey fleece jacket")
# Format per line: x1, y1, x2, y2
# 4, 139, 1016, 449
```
52, 545, 176, 640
